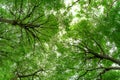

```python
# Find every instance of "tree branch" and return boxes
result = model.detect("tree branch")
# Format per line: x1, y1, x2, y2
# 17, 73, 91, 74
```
0, 17, 40, 28
17, 69, 44, 78
87, 49, 120, 65
77, 66, 120, 80
75, 40, 120, 66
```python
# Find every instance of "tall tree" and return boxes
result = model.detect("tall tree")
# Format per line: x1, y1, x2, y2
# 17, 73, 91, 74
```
0, 0, 120, 80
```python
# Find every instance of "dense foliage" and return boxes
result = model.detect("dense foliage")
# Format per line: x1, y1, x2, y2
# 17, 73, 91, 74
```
0, 0, 120, 80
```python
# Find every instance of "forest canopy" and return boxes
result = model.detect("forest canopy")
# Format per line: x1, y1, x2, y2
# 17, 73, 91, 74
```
0, 0, 120, 80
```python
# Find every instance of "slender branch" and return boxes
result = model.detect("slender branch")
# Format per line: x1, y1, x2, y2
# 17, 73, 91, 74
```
87, 49, 120, 65
17, 0, 23, 19
63, 0, 80, 15
0, 17, 40, 28
77, 66, 120, 80
67, 0, 80, 10
0, 17, 14, 24
91, 38, 105, 54
106, 0, 118, 17
0, 16, 55, 29
17, 69, 44, 78
75, 40, 120, 66
11, 69, 44, 80
98, 66, 120, 79
21, 3, 40, 21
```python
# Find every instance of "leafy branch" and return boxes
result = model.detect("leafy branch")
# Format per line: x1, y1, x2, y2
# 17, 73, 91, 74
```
11, 68, 44, 80
77, 66, 120, 80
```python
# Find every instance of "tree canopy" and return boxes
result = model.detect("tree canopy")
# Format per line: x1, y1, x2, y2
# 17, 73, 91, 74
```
0, 0, 120, 80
